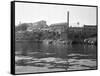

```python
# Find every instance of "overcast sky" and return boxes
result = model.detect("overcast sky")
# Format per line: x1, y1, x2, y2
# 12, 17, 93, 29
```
15, 2, 96, 26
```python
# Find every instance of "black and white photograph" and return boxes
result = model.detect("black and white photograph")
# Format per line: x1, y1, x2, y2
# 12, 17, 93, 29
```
11, 1, 97, 74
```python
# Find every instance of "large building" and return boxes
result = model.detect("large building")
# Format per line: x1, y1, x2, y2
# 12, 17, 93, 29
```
49, 22, 68, 33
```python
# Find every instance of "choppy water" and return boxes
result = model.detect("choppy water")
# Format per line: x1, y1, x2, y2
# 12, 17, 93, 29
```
15, 40, 97, 74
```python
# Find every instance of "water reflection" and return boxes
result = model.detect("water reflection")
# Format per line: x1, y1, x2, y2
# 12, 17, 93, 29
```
15, 40, 97, 73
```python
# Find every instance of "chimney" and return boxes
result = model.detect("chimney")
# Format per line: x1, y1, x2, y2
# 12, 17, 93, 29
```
67, 11, 69, 27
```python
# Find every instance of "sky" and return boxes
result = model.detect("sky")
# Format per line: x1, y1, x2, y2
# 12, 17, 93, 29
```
15, 2, 97, 27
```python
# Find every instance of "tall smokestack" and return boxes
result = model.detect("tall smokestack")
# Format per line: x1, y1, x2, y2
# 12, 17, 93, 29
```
67, 11, 69, 27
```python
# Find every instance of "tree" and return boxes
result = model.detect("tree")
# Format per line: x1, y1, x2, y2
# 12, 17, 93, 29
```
15, 23, 28, 32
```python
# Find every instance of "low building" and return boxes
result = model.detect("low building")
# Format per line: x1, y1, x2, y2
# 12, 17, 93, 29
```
83, 25, 97, 36
68, 27, 83, 33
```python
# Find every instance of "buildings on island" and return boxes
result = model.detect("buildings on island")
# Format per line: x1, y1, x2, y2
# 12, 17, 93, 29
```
16, 21, 97, 43
16, 20, 97, 38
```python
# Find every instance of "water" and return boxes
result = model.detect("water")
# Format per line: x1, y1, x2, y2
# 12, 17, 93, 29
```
15, 40, 97, 74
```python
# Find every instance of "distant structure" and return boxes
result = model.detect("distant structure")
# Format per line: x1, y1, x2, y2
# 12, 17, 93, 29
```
83, 25, 97, 36
27, 20, 48, 31
49, 22, 68, 33
68, 27, 83, 33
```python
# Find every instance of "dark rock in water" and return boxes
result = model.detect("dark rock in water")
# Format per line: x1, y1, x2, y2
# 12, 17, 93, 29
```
48, 41, 53, 44
72, 40, 83, 44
